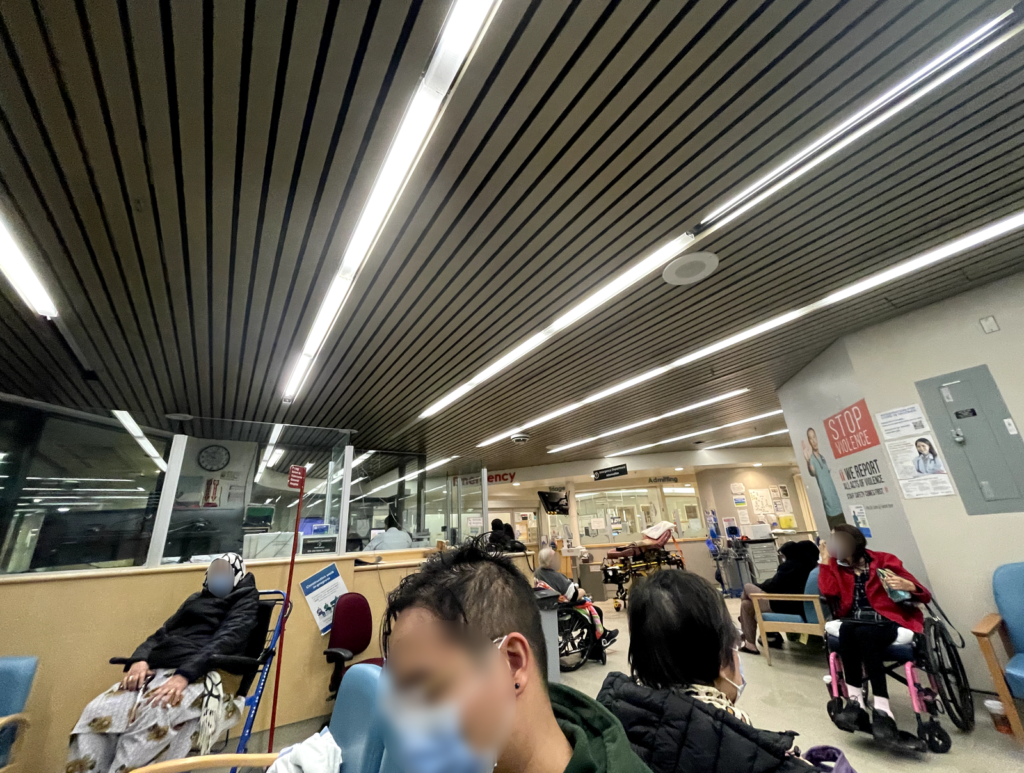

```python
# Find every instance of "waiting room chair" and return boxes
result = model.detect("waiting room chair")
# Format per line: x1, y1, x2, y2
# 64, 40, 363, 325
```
324, 592, 384, 699
750, 566, 827, 666
132, 662, 385, 773
0, 656, 37, 773
973, 561, 1024, 745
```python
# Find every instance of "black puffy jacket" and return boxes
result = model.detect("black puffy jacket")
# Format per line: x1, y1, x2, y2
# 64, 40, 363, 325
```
128, 572, 259, 682
598, 672, 813, 773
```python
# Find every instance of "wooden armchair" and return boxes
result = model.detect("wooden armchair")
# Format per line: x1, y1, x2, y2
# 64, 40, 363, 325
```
973, 561, 1024, 745
133, 754, 277, 773
749, 566, 827, 666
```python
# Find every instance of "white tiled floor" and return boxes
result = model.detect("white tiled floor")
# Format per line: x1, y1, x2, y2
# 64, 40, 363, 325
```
560, 599, 1024, 773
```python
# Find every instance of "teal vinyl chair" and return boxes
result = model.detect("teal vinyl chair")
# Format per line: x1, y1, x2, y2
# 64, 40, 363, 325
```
0, 656, 37, 772
750, 566, 827, 665
974, 562, 1024, 745
134, 662, 386, 773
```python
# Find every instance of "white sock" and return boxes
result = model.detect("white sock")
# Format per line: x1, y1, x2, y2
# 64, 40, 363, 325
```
847, 686, 864, 707
874, 697, 894, 718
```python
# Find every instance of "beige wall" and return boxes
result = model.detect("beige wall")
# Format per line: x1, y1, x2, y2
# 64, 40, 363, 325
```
0, 550, 532, 772
695, 465, 810, 534
843, 272, 1024, 687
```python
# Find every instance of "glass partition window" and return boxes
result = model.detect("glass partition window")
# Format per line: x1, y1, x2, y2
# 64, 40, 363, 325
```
665, 493, 704, 538
0, 400, 167, 574
576, 488, 657, 545
346, 451, 428, 552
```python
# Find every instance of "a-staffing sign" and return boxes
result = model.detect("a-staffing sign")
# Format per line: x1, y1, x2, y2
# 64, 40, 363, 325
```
593, 464, 627, 481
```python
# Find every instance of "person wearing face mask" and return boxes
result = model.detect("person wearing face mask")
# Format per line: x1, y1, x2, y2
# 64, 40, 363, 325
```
66, 553, 258, 772
818, 525, 931, 746
598, 571, 815, 773
379, 541, 649, 773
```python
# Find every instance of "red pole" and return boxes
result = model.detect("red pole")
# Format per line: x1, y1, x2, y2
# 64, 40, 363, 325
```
267, 475, 304, 752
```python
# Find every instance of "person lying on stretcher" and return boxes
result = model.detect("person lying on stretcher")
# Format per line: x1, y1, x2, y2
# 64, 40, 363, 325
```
535, 546, 618, 646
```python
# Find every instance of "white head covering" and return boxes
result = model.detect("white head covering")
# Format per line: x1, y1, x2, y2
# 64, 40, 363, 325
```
204, 552, 246, 590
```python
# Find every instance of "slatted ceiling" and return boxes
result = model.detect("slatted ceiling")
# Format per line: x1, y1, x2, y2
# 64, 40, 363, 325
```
1, 2, 1023, 474
299, 0, 1015, 436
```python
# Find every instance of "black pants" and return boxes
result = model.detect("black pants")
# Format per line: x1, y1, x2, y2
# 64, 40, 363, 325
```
838, 620, 899, 698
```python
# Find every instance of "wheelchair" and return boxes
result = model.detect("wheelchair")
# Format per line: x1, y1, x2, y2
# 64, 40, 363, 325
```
824, 608, 974, 753
556, 602, 606, 672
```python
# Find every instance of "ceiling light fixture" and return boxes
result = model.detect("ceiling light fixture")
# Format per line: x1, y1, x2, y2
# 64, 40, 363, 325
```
606, 410, 784, 457
350, 456, 459, 501
268, 448, 285, 468
702, 430, 789, 450
700, 9, 1017, 228
674, 467, 684, 471
283, 0, 501, 403
422, 233, 696, 419
255, 423, 285, 483
542, 388, 749, 453
111, 410, 167, 472
753, 463, 763, 467
664, 487, 696, 495
512, 482, 520, 486
490, 206, 1024, 446
0, 216, 59, 317
425, 9, 1022, 423
352, 451, 375, 468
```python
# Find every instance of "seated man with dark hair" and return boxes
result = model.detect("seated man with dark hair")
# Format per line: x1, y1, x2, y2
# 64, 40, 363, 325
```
380, 541, 648, 773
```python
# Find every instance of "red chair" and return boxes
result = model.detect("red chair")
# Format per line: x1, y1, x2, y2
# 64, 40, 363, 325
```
323, 592, 384, 698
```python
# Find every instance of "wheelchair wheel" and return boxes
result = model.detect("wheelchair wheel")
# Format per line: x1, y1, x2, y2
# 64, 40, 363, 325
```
924, 617, 974, 731
557, 608, 590, 672
923, 722, 952, 754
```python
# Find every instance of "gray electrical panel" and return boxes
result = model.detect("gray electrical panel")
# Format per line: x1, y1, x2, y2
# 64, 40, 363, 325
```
916, 365, 1024, 515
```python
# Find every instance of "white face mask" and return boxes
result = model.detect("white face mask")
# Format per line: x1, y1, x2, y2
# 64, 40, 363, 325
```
381, 637, 515, 773
722, 647, 747, 702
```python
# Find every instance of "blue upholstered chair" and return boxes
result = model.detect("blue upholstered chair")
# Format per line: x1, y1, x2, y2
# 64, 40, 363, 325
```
0, 656, 37, 773
749, 566, 827, 665
974, 562, 1024, 745
133, 662, 385, 773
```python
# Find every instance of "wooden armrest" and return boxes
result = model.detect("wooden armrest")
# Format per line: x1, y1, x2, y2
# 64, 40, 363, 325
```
132, 753, 279, 773
0, 712, 28, 732
748, 592, 819, 602
972, 613, 1004, 638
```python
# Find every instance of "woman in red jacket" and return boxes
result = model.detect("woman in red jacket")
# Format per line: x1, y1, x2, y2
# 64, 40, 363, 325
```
818, 524, 931, 745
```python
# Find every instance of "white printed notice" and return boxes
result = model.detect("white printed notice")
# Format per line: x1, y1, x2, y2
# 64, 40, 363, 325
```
300, 563, 349, 635
736, 509, 750, 525
875, 404, 929, 440
885, 434, 955, 499
749, 488, 774, 516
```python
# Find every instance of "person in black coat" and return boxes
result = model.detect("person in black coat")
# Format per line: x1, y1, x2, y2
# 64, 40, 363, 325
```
67, 553, 259, 772
598, 570, 816, 773
739, 540, 820, 654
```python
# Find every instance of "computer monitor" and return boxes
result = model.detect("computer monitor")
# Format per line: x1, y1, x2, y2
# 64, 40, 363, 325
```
370, 528, 384, 539
537, 490, 568, 514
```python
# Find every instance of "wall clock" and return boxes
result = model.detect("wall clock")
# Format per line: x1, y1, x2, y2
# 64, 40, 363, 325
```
198, 444, 231, 472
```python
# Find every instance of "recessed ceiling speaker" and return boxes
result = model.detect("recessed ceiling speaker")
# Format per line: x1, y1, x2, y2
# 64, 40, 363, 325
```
165, 413, 193, 421
663, 251, 719, 286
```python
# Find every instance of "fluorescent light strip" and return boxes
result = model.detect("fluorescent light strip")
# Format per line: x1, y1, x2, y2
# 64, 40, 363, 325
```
707, 17, 1024, 232
545, 388, 749, 453
485, 207, 1024, 446
426, 10, 1023, 423
255, 423, 286, 483
26, 477, 135, 482
352, 451, 375, 468
422, 233, 695, 418
283, 0, 500, 402
576, 489, 648, 498
607, 410, 784, 457
0, 216, 59, 316
702, 429, 789, 450
701, 11, 1013, 225
351, 456, 458, 501
268, 448, 285, 467
664, 487, 696, 494
111, 410, 167, 472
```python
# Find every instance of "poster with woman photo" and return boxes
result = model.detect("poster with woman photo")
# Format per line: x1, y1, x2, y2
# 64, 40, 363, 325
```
885, 434, 955, 498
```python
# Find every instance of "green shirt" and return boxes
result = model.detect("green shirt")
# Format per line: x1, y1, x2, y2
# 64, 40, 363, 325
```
809, 452, 844, 517
549, 683, 651, 773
